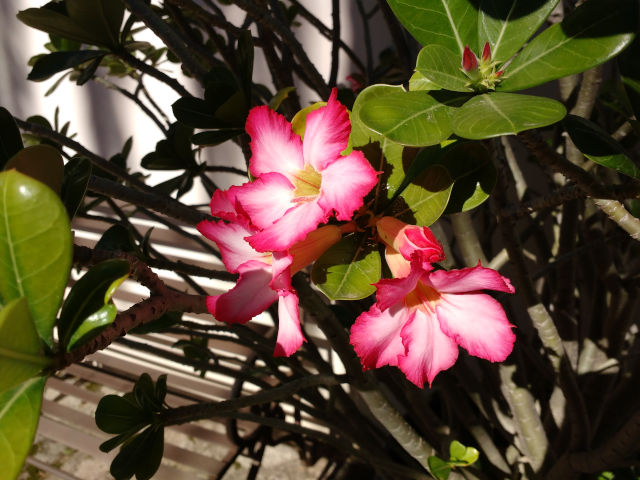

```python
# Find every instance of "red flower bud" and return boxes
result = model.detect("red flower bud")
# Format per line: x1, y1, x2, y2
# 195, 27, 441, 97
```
462, 45, 478, 71
482, 42, 491, 61
496, 70, 504, 77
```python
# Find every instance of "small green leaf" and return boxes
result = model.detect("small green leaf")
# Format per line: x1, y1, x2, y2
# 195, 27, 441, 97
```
428, 456, 451, 480
386, 0, 479, 53
478, 0, 561, 63
564, 115, 640, 179
449, 440, 479, 465
110, 426, 164, 480
451, 92, 566, 139
498, 0, 637, 92
61, 156, 92, 219
66, 303, 117, 351
291, 102, 326, 139
311, 233, 381, 301
28, 50, 107, 81
0, 107, 24, 168
268, 86, 297, 110
395, 165, 453, 226
408, 71, 442, 92
191, 129, 243, 146
0, 170, 72, 345
95, 394, 148, 434
415, 44, 472, 92
0, 376, 46, 480
4, 144, 64, 194
142, 123, 196, 170
359, 91, 466, 147
59, 259, 129, 349
0, 298, 50, 394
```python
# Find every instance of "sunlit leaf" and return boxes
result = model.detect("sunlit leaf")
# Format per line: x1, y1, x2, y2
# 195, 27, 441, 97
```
415, 44, 472, 92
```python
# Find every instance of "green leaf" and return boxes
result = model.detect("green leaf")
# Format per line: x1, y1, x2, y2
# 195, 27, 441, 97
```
395, 165, 453, 226
359, 91, 467, 147
449, 440, 480, 465
351, 85, 403, 147
311, 233, 381, 301
95, 394, 148, 434
0, 170, 72, 345
498, 0, 637, 92
0, 377, 46, 480
386, 0, 479, 53
141, 123, 196, 170
408, 71, 442, 92
110, 426, 164, 480
451, 92, 566, 139
172, 97, 228, 129
478, 0, 561, 63
268, 86, 297, 110
564, 115, 640, 179
66, 303, 117, 351
0, 298, 50, 394
95, 224, 138, 254
415, 44, 473, 92
28, 50, 107, 81
59, 259, 129, 349
291, 102, 326, 139
61, 156, 92, 219
443, 143, 496, 213
4, 144, 64, 194
191, 129, 243, 146
0, 107, 24, 169
428, 456, 451, 480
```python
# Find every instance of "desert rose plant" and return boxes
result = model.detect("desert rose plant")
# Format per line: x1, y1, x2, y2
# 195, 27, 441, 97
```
1, 0, 639, 479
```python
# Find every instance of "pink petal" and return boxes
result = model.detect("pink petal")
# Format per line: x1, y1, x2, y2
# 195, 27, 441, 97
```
246, 106, 304, 179
274, 291, 305, 356
398, 309, 459, 387
247, 200, 328, 253
234, 172, 295, 229
209, 186, 248, 222
428, 263, 515, 294
318, 150, 378, 220
377, 217, 444, 265
374, 267, 421, 311
350, 303, 410, 369
435, 292, 515, 362
302, 88, 351, 172
197, 219, 268, 273
270, 251, 293, 292
209, 262, 278, 324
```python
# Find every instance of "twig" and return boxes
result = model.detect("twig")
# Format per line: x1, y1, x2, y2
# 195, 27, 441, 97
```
328, 0, 341, 88
116, 49, 192, 98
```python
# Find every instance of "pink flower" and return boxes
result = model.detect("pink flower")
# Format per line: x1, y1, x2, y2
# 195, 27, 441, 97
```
350, 257, 516, 387
197, 188, 341, 356
236, 88, 379, 253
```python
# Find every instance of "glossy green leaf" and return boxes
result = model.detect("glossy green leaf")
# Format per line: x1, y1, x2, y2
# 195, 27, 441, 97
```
564, 115, 640, 179
28, 50, 107, 81
387, 0, 478, 53
96, 394, 148, 434
291, 102, 326, 139
191, 129, 243, 146
67, 303, 117, 351
359, 91, 466, 147
350, 84, 404, 147
110, 426, 164, 480
0, 376, 46, 480
0, 107, 24, 169
408, 72, 442, 92
428, 456, 451, 480
0, 170, 71, 345
478, 0, 560, 63
59, 259, 129, 349
498, 0, 637, 92
415, 45, 472, 92
311, 233, 381, 301
449, 440, 480, 465
443, 143, 496, 213
17, 0, 124, 49
395, 165, 453, 226
452, 92, 566, 139
0, 298, 50, 394
61, 156, 92, 219
4, 144, 64, 194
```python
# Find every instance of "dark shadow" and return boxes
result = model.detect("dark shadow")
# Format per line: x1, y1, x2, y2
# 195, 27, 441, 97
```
468, 0, 559, 20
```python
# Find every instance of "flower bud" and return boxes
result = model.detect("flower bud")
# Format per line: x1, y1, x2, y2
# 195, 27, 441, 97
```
376, 217, 444, 266
462, 45, 478, 72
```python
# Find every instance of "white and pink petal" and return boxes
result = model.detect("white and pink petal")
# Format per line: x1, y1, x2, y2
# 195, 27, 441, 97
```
428, 263, 515, 294
274, 291, 305, 357
234, 172, 295, 230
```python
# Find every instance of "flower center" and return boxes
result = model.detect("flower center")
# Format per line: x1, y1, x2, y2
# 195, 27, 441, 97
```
292, 164, 322, 198
405, 281, 441, 313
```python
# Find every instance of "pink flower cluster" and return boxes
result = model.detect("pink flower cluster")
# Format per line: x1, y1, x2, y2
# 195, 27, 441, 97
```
197, 89, 379, 356
350, 217, 516, 387
198, 88, 515, 388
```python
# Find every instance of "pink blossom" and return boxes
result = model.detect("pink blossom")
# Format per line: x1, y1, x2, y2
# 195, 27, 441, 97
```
237, 88, 379, 253
197, 187, 341, 356
350, 221, 515, 387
